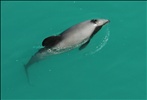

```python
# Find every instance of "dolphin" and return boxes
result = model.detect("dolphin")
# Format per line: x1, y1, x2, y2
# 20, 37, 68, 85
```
24, 19, 110, 83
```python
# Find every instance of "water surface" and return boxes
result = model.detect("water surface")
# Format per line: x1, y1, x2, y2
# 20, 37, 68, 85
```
1, 1, 146, 99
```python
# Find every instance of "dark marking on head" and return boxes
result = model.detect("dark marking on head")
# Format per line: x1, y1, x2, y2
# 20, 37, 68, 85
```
90, 26, 102, 39
90, 19, 97, 24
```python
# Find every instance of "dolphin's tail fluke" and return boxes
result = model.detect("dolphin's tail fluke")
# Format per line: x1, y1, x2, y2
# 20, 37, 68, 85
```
24, 48, 48, 84
23, 49, 45, 84
24, 64, 31, 85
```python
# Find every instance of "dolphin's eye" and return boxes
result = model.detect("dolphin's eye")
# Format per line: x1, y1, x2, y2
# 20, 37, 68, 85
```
91, 19, 97, 24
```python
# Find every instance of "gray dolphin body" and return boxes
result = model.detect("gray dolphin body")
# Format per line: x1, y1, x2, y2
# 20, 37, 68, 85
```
25, 19, 110, 82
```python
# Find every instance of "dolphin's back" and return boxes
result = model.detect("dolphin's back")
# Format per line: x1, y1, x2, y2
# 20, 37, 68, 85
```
53, 21, 96, 49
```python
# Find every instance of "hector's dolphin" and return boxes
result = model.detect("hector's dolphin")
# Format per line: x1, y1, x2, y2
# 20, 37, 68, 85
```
24, 18, 110, 82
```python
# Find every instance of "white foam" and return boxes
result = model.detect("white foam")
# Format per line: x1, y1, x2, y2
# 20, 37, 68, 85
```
85, 26, 110, 55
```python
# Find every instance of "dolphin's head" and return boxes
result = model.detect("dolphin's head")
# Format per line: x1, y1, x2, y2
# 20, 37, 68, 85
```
90, 19, 110, 27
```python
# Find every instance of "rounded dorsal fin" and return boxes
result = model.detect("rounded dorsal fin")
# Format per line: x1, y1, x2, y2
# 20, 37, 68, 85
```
42, 36, 61, 48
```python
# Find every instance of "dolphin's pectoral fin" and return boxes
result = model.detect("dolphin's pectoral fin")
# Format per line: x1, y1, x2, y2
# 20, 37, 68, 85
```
42, 36, 62, 48
79, 39, 90, 50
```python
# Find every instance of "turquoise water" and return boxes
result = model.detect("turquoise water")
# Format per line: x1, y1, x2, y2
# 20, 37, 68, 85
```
1, 1, 146, 99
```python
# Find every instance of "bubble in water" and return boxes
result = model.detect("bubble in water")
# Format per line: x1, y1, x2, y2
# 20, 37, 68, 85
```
49, 69, 52, 72
32, 46, 42, 49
